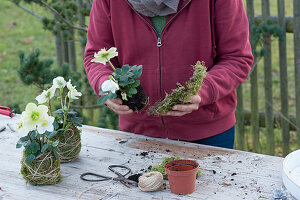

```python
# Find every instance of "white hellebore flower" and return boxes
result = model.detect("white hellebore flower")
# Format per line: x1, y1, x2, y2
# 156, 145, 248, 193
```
67, 80, 82, 99
101, 79, 119, 93
15, 112, 30, 133
36, 85, 56, 104
23, 103, 48, 131
91, 47, 118, 65
37, 115, 54, 134
53, 76, 67, 89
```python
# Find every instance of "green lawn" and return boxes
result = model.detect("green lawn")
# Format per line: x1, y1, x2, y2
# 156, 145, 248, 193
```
0, 1, 55, 110
0, 0, 298, 156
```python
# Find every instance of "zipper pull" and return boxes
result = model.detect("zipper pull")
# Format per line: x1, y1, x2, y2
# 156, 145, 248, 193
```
157, 37, 162, 47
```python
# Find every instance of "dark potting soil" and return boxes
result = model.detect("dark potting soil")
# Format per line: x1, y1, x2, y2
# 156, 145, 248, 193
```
117, 85, 148, 112
128, 173, 143, 183
140, 151, 148, 157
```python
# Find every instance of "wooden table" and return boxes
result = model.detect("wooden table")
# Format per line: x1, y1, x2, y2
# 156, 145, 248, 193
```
0, 115, 284, 200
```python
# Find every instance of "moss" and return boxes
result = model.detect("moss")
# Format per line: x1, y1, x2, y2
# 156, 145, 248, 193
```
148, 61, 207, 115
151, 156, 181, 180
55, 126, 81, 163
21, 151, 61, 185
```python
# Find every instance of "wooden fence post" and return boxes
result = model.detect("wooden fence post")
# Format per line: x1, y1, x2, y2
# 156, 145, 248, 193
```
67, 27, 77, 72
262, 0, 274, 155
236, 85, 245, 150
294, 0, 300, 148
247, 0, 260, 153
278, 0, 290, 156
77, 0, 86, 58
54, 14, 63, 67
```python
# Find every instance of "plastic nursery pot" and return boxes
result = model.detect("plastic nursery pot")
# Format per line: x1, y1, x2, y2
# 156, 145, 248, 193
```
164, 159, 199, 195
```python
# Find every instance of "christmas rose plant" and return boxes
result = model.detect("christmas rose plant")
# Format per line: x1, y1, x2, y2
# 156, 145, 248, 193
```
91, 47, 148, 111
15, 102, 61, 185
36, 76, 83, 162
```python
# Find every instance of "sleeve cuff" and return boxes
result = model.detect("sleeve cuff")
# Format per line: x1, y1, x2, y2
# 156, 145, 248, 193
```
199, 78, 215, 106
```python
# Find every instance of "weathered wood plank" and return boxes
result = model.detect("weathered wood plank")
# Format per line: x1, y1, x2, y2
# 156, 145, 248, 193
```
278, 0, 290, 156
0, 116, 284, 200
262, 0, 274, 155
294, 0, 300, 148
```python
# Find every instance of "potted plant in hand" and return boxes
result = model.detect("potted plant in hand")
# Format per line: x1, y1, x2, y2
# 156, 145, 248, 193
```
15, 103, 61, 185
91, 47, 148, 111
35, 77, 82, 163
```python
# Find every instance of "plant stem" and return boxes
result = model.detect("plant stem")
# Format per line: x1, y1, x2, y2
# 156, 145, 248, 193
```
60, 88, 64, 110
48, 98, 53, 116
27, 133, 33, 142
63, 95, 68, 129
107, 59, 116, 71
63, 95, 71, 129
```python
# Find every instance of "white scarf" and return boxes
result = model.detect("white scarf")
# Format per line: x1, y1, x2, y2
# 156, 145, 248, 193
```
128, 0, 180, 17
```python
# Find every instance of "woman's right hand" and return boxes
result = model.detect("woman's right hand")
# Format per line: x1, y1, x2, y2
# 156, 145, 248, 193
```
105, 98, 133, 115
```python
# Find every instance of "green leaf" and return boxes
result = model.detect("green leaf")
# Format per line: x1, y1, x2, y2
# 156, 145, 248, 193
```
53, 109, 64, 114
25, 154, 36, 164
107, 92, 117, 100
30, 141, 40, 154
41, 144, 49, 153
115, 68, 122, 75
52, 140, 59, 147
20, 136, 29, 142
17, 136, 29, 148
99, 88, 106, 96
98, 95, 110, 105
120, 75, 128, 82
132, 65, 143, 78
53, 120, 59, 130
29, 131, 38, 140
131, 80, 140, 88
53, 150, 59, 159
128, 87, 137, 95
47, 131, 57, 139
121, 65, 130, 73
119, 79, 135, 86
25, 147, 31, 154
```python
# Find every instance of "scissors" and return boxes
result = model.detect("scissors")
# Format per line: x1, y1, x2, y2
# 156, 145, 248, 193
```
80, 165, 138, 188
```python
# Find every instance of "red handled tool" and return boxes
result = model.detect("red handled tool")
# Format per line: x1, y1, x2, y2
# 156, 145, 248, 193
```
0, 107, 15, 117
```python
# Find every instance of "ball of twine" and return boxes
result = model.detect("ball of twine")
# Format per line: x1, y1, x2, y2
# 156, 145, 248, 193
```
138, 172, 165, 192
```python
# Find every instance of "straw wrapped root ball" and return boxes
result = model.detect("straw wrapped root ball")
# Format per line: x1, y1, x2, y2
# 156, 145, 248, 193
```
56, 126, 81, 163
21, 151, 61, 185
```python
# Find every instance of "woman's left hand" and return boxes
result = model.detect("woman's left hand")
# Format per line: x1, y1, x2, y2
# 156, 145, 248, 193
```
165, 95, 201, 117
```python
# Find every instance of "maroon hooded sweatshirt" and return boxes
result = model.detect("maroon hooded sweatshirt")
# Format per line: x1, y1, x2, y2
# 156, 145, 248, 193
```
84, 0, 253, 141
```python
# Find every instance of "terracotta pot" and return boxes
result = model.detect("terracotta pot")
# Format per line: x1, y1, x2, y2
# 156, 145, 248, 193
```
164, 159, 199, 195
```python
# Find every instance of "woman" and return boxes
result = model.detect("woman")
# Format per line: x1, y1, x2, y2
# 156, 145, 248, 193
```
84, 0, 253, 149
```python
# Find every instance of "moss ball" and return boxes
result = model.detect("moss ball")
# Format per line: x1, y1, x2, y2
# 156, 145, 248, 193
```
56, 126, 81, 163
21, 151, 61, 185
